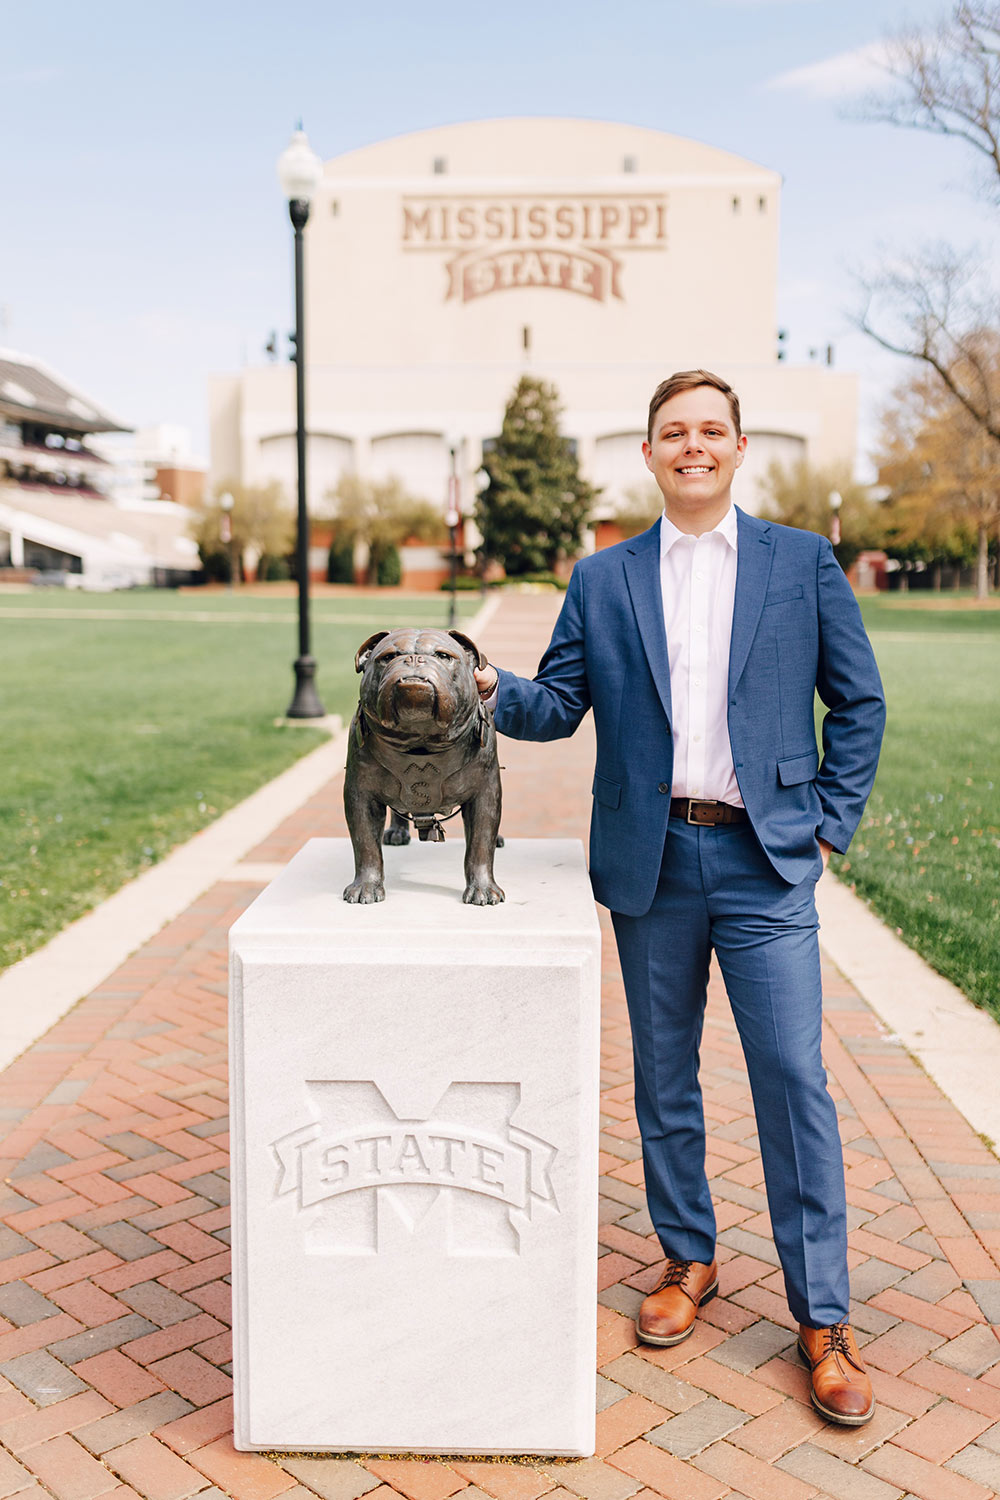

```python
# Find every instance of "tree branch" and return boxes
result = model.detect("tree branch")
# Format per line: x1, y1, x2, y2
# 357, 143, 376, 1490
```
856, 2, 1000, 198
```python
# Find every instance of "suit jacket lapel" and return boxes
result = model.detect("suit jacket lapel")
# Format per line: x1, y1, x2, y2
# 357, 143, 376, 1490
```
623, 522, 672, 723
729, 507, 775, 695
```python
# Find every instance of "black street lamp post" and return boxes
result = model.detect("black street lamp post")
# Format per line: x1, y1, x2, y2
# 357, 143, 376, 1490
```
446, 438, 460, 629
278, 126, 325, 719
219, 491, 235, 590
829, 489, 842, 549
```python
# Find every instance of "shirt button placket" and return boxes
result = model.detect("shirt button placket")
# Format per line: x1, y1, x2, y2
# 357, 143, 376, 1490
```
689, 537, 709, 798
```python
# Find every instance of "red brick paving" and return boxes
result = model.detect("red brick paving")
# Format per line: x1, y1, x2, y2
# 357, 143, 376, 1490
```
1, 595, 999, 1499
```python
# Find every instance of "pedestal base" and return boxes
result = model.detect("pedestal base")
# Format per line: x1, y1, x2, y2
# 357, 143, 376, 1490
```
229, 837, 601, 1455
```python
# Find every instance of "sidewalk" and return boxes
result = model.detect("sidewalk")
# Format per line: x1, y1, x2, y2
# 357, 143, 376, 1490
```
0, 594, 998, 1500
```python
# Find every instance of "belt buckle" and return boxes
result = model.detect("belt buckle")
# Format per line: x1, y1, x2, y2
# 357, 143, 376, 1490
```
686, 799, 718, 826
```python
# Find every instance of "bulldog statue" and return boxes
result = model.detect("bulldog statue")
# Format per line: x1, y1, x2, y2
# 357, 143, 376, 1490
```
343, 627, 504, 906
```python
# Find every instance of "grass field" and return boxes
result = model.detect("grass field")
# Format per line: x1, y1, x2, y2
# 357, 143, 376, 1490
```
835, 595, 1000, 1020
2, 585, 998, 1022
0, 588, 479, 970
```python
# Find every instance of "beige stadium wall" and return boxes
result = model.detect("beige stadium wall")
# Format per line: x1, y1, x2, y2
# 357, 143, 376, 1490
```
208, 374, 244, 495
208, 118, 858, 536
211, 360, 857, 520
305, 117, 780, 372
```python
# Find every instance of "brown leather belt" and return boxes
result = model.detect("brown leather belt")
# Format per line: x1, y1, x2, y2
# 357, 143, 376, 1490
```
670, 798, 749, 826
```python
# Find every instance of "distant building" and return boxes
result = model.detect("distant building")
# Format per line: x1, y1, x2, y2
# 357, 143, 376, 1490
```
94, 424, 207, 511
210, 118, 857, 583
0, 352, 202, 588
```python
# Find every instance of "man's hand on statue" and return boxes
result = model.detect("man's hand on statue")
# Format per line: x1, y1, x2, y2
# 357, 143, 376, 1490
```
475, 664, 499, 699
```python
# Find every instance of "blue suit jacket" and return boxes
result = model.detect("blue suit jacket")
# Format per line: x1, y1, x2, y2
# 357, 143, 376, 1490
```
494, 508, 886, 916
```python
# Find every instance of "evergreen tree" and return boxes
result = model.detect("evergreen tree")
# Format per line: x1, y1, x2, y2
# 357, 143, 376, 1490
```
326, 536, 355, 584
375, 543, 402, 587
476, 377, 597, 575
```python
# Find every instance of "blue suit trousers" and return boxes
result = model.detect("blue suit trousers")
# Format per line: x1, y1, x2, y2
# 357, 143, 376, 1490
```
610, 817, 850, 1328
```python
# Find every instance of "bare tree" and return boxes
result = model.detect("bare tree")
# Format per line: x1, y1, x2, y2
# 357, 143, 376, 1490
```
757, 459, 886, 573
325, 474, 446, 585
855, 4, 1000, 454
857, 252, 1000, 444
192, 481, 293, 581
859, 3, 1000, 202
612, 481, 663, 539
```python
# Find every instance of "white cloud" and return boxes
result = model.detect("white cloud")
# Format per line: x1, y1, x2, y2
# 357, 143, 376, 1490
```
4, 65, 64, 85
765, 40, 893, 98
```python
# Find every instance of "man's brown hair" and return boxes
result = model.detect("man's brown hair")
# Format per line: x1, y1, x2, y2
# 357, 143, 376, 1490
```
646, 369, 742, 442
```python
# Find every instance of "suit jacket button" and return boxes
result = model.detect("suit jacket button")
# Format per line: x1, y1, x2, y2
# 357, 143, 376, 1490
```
658, 782, 669, 794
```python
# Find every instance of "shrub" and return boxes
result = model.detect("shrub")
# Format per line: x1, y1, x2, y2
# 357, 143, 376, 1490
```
257, 554, 290, 582
326, 538, 355, 584
501, 571, 568, 590
200, 548, 232, 583
375, 544, 402, 587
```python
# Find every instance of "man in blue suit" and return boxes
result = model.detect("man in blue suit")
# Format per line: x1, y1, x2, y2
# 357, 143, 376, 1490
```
474, 370, 885, 1425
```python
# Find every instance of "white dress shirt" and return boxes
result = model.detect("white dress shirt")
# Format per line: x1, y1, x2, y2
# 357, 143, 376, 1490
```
659, 506, 743, 806
482, 507, 742, 805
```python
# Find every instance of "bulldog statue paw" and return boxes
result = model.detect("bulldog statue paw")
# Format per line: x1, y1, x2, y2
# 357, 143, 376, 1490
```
342, 872, 386, 905
381, 809, 412, 846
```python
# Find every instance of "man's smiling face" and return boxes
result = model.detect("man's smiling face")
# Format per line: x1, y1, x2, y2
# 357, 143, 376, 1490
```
642, 385, 747, 525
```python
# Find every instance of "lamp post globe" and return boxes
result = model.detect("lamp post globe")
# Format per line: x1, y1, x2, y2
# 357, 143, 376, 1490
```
279, 125, 325, 719
277, 127, 323, 208
828, 489, 843, 549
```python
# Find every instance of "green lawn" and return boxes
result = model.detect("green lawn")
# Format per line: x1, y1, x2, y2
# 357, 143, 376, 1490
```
3, 586, 998, 1021
0, 589, 480, 970
832, 595, 1000, 1020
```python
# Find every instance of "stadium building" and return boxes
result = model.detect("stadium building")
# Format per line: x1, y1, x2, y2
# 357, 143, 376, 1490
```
0, 351, 203, 589
209, 118, 857, 581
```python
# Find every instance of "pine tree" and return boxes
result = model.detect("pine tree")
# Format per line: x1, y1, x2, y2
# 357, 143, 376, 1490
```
476, 377, 597, 576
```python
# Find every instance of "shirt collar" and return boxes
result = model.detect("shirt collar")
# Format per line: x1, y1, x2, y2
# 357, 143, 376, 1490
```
659, 505, 738, 558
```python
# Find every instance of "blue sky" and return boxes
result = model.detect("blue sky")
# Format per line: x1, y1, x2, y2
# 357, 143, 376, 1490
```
2, 0, 997, 469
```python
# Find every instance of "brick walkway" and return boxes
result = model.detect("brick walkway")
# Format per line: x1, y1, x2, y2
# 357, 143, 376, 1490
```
1, 594, 999, 1500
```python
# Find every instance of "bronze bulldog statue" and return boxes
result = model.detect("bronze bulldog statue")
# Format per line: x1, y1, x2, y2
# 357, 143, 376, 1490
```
343, 627, 504, 906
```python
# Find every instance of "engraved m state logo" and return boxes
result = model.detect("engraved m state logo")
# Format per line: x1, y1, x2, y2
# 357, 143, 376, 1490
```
271, 1080, 558, 1257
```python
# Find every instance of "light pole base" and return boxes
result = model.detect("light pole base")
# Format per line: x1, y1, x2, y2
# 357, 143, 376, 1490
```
286, 655, 326, 718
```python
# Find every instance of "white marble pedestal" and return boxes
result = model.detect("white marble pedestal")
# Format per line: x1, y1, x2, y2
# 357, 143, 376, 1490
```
229, 837, 601, 1456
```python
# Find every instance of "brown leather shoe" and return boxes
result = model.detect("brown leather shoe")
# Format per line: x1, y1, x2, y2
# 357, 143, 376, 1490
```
798, 1321, 875, 1426
636, 1258, 718, 1346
